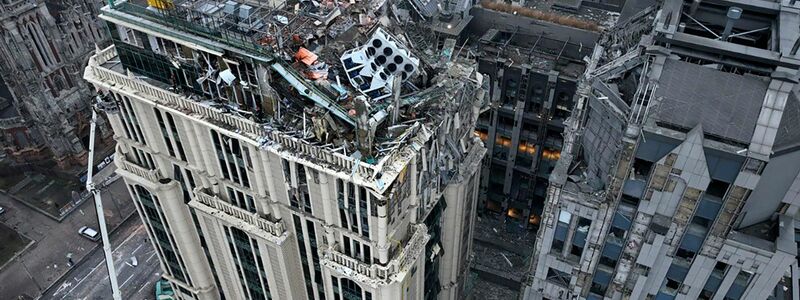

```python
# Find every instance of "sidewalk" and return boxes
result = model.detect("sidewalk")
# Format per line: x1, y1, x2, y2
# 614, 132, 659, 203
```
0, 167, 135, 300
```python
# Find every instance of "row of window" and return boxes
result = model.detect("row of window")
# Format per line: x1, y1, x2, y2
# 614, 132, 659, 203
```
113, 23, 265, 112
225, 226, 272, 300
337, 179, 371, 239
131, 185, 192, 285
293, 214, 325, 300
211, 129, 252, 188
154, 107, 187, 161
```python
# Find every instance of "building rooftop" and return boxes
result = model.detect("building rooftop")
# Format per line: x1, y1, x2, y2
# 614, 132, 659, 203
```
95, 0, 487, 192
652, 59, 770, 145
478, 28, 589, 78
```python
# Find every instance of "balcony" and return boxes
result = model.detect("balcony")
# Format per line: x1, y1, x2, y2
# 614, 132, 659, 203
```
115, 155, 162, 183
322, 224, 430, 285
191, 188, 287, 243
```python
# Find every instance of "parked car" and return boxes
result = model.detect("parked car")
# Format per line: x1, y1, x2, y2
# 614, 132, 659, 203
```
0, 206, 5, 215
78, 226, 100, 241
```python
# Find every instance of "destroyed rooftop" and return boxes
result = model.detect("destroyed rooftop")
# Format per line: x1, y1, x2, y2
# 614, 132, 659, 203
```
101, 0, 486, 167
539, 0, 800, 192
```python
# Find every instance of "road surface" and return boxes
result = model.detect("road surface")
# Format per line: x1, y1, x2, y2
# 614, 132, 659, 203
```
0, 165, 137, 299
44, 214, 161, 300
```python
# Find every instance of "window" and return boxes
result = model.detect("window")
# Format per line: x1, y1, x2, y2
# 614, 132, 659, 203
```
340, 278, 364, 300
210, 130, 250, 188
154, 108, 175, 157
547, 268, 572, 287
724, 271, 753, 300
119, 96, 146, 145
226, 187, 257, 213
570, 218, 591, 259
165, 113, 187, 161
225, 226, 271, 299
293, 215, 314, 298
699, 262, 728, 300
551, 210, 571, 254
132, 185, 189, 284
590, 269, 611, 296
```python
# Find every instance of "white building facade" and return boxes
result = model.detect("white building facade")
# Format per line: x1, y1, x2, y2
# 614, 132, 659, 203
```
83, 2, 486, 300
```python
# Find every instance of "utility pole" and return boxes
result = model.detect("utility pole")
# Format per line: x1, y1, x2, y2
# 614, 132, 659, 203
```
86, 98, 122, 300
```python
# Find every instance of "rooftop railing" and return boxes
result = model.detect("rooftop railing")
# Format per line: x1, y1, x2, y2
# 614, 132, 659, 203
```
111, 1, 272, 57
85, 45, 378, 179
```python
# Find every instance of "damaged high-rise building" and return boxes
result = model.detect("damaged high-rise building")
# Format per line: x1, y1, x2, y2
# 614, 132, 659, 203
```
524, 0, 800, 299
0, 0, 111, 167
83, 0, 487, 299
474, 20, 599, 229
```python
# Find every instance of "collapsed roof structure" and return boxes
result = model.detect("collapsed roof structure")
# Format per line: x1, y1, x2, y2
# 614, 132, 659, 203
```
84, 0, 489, 299
95, 0, 488, 193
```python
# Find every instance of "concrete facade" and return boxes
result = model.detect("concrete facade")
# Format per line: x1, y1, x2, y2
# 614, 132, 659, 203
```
82, 1, 487, 299
475, 27, 591, 229
523, 0, 800, 299
0, 0, 111, 167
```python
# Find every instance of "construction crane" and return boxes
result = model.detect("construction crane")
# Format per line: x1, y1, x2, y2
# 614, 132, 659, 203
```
85, 96, 123, 300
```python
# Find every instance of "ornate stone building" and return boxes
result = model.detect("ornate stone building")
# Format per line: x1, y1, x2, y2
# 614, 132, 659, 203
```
0, 0, 110, 168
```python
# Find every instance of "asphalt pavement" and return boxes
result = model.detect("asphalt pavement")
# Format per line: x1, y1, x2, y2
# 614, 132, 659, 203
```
0, 165, 154, 300
43, 214, 161, 300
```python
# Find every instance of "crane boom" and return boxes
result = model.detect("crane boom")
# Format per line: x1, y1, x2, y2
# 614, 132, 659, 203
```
86, 102, 122, 300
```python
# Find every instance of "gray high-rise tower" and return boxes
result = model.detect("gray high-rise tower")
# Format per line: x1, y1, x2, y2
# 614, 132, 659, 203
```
523, 1, 800, 299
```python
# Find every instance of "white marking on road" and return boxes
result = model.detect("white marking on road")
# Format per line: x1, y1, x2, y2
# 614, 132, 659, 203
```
120, 270, 136, 287
58, 224, 145, 298
134, 270, 159, 296
145, 252, 156, 263
131, 243, 143, 255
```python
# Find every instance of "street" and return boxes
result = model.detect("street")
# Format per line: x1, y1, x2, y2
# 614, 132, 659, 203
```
44, 215, 161, 300
0, 165, 160, 300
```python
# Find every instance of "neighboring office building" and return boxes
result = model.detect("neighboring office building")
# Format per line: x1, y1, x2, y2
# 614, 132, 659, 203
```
475, 28, 590, 229
524, 0, 800, 299
0, 0, 111, 167
468, 0, 619, 230
84, 0, 487, 300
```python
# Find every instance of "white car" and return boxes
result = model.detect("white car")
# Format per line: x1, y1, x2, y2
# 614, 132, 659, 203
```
0, 207, 5, 215
78, 226, 100, 241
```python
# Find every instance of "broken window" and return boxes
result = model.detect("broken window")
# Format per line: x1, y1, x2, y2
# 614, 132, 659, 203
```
570, 217, 591, 260
546, 268, 572, 287
551, 210, 571, 254
706, 179, 730, 199
724, 270, 754, 300
699, 262, 728, 300
589, 269, 612, 297
632, 158, 654, 180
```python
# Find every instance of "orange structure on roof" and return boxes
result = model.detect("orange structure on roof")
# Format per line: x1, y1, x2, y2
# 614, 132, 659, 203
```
294, 48, 318, 66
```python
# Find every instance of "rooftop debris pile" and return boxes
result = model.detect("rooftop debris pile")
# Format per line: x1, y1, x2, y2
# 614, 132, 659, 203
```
479, 0, 601, 32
